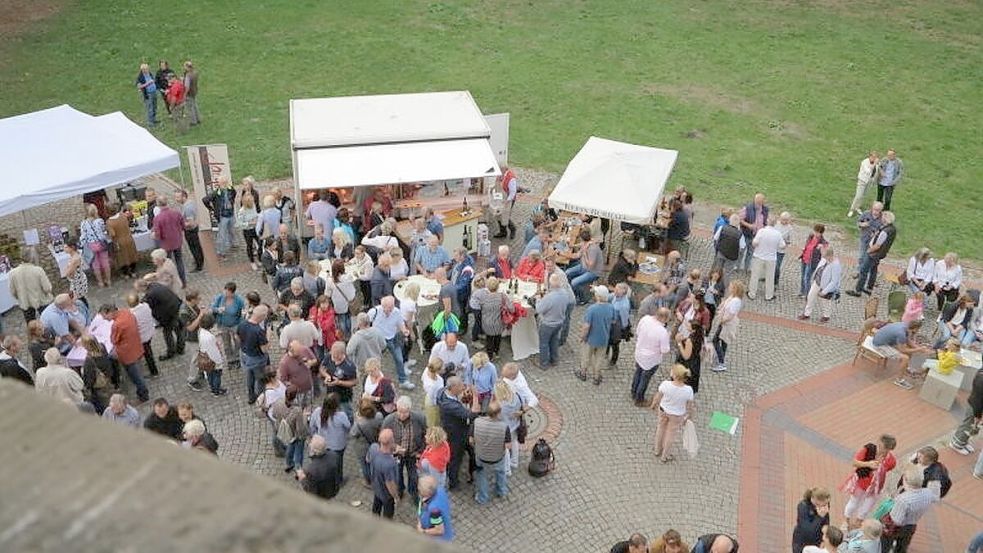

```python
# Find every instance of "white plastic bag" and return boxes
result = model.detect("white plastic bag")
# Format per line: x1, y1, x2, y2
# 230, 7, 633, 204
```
682, 419, 699, 459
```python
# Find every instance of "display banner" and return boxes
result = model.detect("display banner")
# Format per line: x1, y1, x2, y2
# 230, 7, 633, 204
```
186, 144, 232, 229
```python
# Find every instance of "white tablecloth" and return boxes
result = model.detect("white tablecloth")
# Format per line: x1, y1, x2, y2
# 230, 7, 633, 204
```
317, 258, 365, 283
49, 246, 71, 277
0, 272, 16, 313
133, 231, 156, 252
66, 315, 115, 368
504, 280, 541, 360
394, 275, 442, 308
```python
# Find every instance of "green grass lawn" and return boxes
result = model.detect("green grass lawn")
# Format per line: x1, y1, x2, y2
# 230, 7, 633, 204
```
1, 0, 980, 257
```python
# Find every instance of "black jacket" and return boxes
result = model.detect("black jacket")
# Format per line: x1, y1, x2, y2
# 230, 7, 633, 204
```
302, 451, 340, 499
716, 225, 742, 261
607, 256, 638, 286
144, 407, 184, 440
0, 355, 33, 386
437, 387, 478, 443
144, 282, 181, 324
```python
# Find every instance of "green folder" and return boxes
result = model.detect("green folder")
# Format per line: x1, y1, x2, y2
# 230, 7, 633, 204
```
709, 411, 739, 435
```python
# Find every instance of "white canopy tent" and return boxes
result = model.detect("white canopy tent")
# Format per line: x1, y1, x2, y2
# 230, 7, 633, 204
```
0, 105, 180, 218
289, 91, 500, 190
548, 136, 679, 224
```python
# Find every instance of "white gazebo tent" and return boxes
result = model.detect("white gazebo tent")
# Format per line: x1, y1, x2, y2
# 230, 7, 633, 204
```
288, 90, 501, 232
548, 136, 679, 225
0, 104, 180, 218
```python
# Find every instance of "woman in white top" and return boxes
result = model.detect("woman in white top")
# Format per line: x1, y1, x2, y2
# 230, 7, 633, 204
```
651, 364, 695, 463
331, 228, 354, 261
933, 252, 963, 311
237, 193, 261, 271
350, 245, 375, 304
388, 247, 409, 281
420, 358, 445, 427
328, 258, 358, 339
711, 280, 746, 373
905, 247, 935, 297
400, 281, 420, 368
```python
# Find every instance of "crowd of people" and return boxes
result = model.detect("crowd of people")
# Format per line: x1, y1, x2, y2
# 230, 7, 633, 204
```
2, 150, 981, 551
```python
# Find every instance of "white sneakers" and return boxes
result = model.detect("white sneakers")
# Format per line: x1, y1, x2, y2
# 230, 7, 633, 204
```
710, 363, 727, 372
399, 381, 416, 390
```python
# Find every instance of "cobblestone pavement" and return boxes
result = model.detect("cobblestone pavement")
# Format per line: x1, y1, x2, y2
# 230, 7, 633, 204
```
5, 170, 952, 552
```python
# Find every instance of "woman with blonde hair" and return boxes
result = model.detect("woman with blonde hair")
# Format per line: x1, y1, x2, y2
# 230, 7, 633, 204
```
792, 487, 831, 552
904, 247, 935, 297
478, 277, 513, 359
649, 529, 689, 553
239, 175, 261, 212
494, 378, 523, 474
256, 194, 282, 239
106, 203, 138, 278
421, 358, 444, 427
710, 280, 745, 373
389, 246, 409, 281
361, 357, 396, 415
331, 227, 354, 261
79, 203, 112, 287
934, 251, 963, 311
650, 364, 694, 463
419, 425, 451, 488
237, 192, 261, 270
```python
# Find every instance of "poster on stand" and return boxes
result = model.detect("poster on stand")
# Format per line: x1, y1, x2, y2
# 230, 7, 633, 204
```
186, 144, 232, 230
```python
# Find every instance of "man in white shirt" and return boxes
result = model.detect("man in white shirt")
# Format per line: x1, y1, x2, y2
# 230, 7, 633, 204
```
848, 151, 879, 218
631, 308, 671, 406
429, 332, 471, 373
502, 361, 538, 409
127, 293, 160, 377
747, 220, 784, 301
279, 304, 321, 349
195, 313, 228, 395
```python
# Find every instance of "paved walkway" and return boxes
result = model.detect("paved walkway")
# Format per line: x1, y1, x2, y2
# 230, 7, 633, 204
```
5, 172, 980, 551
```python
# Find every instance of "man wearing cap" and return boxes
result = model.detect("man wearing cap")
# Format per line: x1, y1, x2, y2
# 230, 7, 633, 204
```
575, 285, 615, 386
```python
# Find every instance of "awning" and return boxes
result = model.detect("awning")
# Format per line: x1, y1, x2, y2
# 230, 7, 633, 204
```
296, 138, 500, 190
549, 136, 678, 224
0, 105, 179, 218
289, 91, 500, 188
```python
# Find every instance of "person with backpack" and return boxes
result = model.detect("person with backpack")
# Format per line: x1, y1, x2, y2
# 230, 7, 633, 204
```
905, 446, 952, 499
846, 211, 896, 297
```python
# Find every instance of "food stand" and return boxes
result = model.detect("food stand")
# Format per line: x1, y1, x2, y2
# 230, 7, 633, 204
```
288, 91, 502, 253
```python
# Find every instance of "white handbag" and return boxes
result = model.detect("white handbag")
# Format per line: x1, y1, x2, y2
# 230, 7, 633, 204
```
682, 419, 700, 459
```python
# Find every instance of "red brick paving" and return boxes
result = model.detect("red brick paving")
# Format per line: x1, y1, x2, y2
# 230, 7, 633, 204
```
738, 351, 981, 552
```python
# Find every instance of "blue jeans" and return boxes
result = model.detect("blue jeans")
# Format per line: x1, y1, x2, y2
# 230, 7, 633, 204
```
741, 240, 755, 271
774, 251, 785, 282
712, 327, 728, 364
538, 323, 562, 365
800, 261, 816, 296
420, 459, 447, 488
122, 360, 149, 401
630, 364, 657, 402
336, 312, 352, 340
385, 336, 407, 383
474, 456, 508, 504
566, 265, 598, 303
559, 302, 575, 346
359, 448, 372, 484
285, 439, 304, 469
216, 215, 235, 255
855, 255, 881, 292
144, 94, 157, 126
935, 321, 968, 349
206, 369, 223, 393
240, 351, 269, 402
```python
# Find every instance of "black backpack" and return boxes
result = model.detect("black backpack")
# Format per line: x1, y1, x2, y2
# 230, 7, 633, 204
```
528, 438, 555, 478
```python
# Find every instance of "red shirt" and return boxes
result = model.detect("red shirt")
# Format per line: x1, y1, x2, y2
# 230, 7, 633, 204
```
419, 441, 450, 472
853, 448, 896, 491
166, 79, 186, 105
309, 305, 338, 349
152, 207, 185, 251
111, 310, 144, 365
515, 257, 545, 283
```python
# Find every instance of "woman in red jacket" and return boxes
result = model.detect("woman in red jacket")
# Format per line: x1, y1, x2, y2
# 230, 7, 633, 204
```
419, 426, 451, 488
308, 295, 338, 360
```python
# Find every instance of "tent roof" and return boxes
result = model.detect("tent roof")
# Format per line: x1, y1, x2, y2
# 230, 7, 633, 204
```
290, 91, 491, 149
0, 105, 179, 218
548, 136, 678, 224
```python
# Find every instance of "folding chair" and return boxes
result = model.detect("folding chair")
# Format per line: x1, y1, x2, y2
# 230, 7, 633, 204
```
853, 334, 891, 371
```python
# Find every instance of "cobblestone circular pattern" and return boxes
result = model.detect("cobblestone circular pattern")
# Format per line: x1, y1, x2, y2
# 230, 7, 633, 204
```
520, 393, 562, 451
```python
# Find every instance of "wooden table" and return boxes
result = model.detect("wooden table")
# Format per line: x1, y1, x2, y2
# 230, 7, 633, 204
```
629, 252, 667, 287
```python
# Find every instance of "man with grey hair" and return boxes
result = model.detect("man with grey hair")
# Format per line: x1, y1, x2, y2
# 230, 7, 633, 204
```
370, 252, 393, 306
279, 277, 314, 321
278, 303, 320, 349
535, 273, 569, 368
39, 294, 81, 354
101, 393, 141, 427
711, 213, 745, 275
471, 400, 511, 504
347, 312, 386, 370
150, 194, 188, 284
881, 468, 937, 552
277, 339, 316, 406
544, 258, 577, 346
416, 474, 454, 540
382, 395, 427, 503
34, 347, 84, 405
847, 210, 897, 297
175, 188, 204, 272
576, 285, 616, 386
371, 296, 414, 390
297, 434, 340, 499
429, 332, 471, 374
0, 336, 33, 385
414, 235, 450, 277
367, 428, 400, 518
